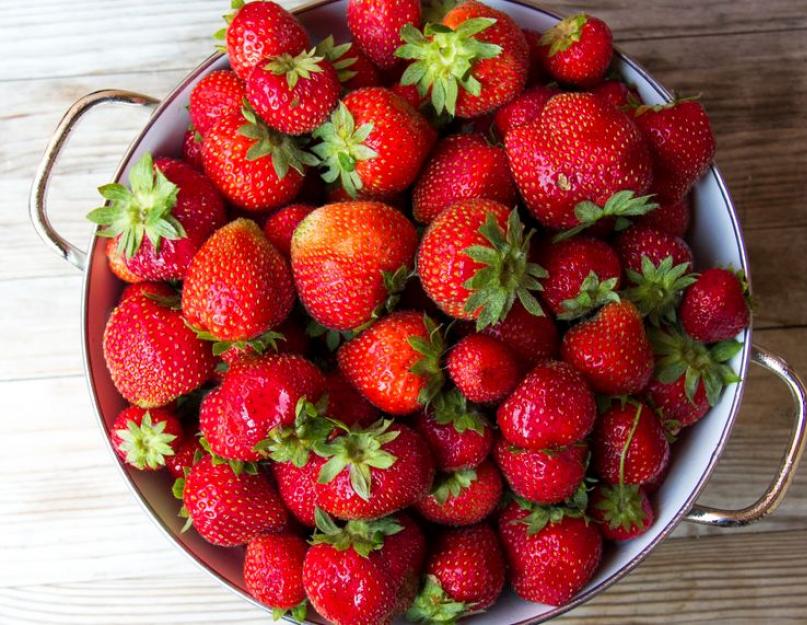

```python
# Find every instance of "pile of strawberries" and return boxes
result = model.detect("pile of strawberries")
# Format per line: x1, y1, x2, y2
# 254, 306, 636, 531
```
90, 0, 752, 623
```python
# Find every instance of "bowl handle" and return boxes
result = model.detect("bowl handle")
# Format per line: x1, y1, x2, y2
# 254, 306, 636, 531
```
29, 90, 160, 271
685, 345, 807, 527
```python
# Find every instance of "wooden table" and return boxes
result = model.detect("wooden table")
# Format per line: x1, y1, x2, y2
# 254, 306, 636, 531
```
1, 0, 806, 623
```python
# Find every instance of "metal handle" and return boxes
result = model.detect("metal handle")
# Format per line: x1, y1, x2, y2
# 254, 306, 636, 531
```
685, 345, 807, 527
29, 89, 160, 271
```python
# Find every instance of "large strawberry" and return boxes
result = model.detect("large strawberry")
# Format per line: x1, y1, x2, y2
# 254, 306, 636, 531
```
536, 14, 613, 87
446, 333, 519, 404
396, 0, 528, 118
680, 268, 750, 343
244, 532, 309, 621
415, 460, 503, 526
291, 201, 419, 331
481, 300, 560, 367
492, 84, 560, 137
189, 69, 246, 136
315, 35, 382, 89
347, 0, 421, 70
87, 153, 225, 281
109, 406, 184, 471
263, 202, 315, 257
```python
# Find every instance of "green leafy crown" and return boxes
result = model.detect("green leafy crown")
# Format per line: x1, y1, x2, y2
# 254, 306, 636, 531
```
407, 314, 447, 405
429, 387, 488, 435
264, 47, 326, 89
553, 190, 659, 242
540, 14, 588, 57
315, 35, 359, 84
114, 411, 177, 470
595, 483, 648, 533
431, 468, 477, 505
254, 394, 334, 467
406, 575, 469, 625
513, 483, 589, 535
624, 256, 697, 326
558, 271, 621, 321
310, 508, 403, 557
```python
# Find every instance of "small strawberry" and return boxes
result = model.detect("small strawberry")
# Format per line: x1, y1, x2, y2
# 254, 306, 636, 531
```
412, 133, 517, 224
590, 483, 654, 541
680, 268, 751, 343
324, 370, 380, 428
347, 0, 421, 70
315, 36, 382, 89
181, 125, 204, 170
189, 69, 246, 136
635, 193, 692, 237
262, 202, 315, 257
592, 80, 642, 110
446, 334, 519, 404
481, 300, 560, 367
272, 459, 320, 527
165, 437, 203, 479
537, 14, 613, 87
616, 225, 694, 275
105, 238, 142, 284
415, 461, 503, 526
110, 406, 184, 470
622, 255, 697, 327
244, 532, 309, 620
492, 84, 559, 137
561, 301, 654, 395
291, 201, 419, 331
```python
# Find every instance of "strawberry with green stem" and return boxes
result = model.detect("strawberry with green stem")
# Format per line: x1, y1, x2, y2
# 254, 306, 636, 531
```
415, 460, 503, 526
244, 532, 309, 621
315, 35, 381, 89
680, 268, 751, 343
616, 225, 694, 275
623, 255, 697, 326
537, 14, 613, 88
110, 406, 184, 471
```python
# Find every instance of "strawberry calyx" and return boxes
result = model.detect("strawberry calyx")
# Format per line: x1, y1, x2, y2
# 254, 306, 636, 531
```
311, 508, 403, 557
213, 0, 245, 49
624, 256, 697, 326
463, 208, 547, 330
553, 190, 659, 242
631, 93, 702, 116
315, 35, 359, 84
540, 13, 588, 56
512, 483, 589, 535
408, 314, 447, 405
272, 600, 309, 623
406, 574, 468, 625
558, 271, 621, 321
429, 388, 488, 435
86, 152, 185, 259
254, 395, 333, 467
264, 47, 326, 89
199, 436, 260, 476
143, 290, 182, 310
396, 18, 503, 117
431, 468, 477, 505
114, 411, 178, 470
185, 320, 286, 357
594, 483, 648, 532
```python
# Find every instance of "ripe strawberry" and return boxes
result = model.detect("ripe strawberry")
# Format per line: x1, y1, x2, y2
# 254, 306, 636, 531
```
493, 84, 559, 137
537, 14, 613, 87
246, 48, 340, 135
312, 87, 436, 197
324, 370, 380, 428
522, 29, 550, 85
633, 99, 715, 202
415, 461, 503, 526
87, 153, 226, 282
446, 334, 519, 404
414, 389, 494, 471
181, 125, 204, 170
314, 420, 435, 520
616, 225, 694, 275
412, 133, 517, 224
110, 406, 184, 471
498, 498, 602, 606
272, 459, 319, 527
561, 301, 654, 395
103, 288, 215, 408
105, 238, 142, 284
217, 0, 310, 80
493, 438, 588, 504
590, 484, 654, 541
635, 193, 692, 237
315, 36, 382, 89
646, 374, 709, 431
505, 93, 653, 232
263, 203, 315, 257
337, 311, 444, 415
481, 300, 560, 367
180, 455, 288, 546
347, 0, 421, 70
680, 268, 751, 343
244, 532, 308, 620
497, 360, 596, 450
182, 219, 295, 344
592, 80, 641, 110
418, 199, 546, 328
291, 201, 419, 331
189, 70, 246, 136
165, 437, 203, 479
378, 513, 427, 614
397, 0, 528, 118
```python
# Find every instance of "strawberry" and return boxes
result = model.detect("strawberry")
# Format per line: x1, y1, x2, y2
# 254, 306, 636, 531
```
646, 374, 709, 431
246, 48, 340, 135
377, 512, 427, 614
522, 29, 550, 85
189, 70, 246, 136
181, 125, 204, 170
492, 84, 559, 137
87, 153, 226, 282
165, 437, 203, 479
314, 420, 435, 520
347, 0, 421, 70
505, 93, 654, 232
312, 87, 436, 197
616, 225, 694, 275
182, 219, 295, 345
497, 360, 596, 450
561, 301, 654, 395
592, 80, 641, 110
337, 311, 445, 415
110, 406, 184, 471
244, 532, 308, 620
263, 203, 315, 257
481, 301, 560, 367
415, 461, 503, 526
633, 99, 715, 202
315, 36, 382, 89
498, 498, 602, 606
217, 0, 310, 81
291, 201, 419, 331
537, 236, 622, 320
324, 370, 380, 428
414, 389, 494, 471
446, 334, 519, 404
408, 524, 505, 622
272, 459, 320, 527
105, 238, 142, 284
493, 438, 588, 504
590, 483, 654, 541
536, 14, 613, 87
418, 199, 546, 328
635, 193, 692, 237
103, 288, 215, 408
411, 133, 517, 225
680, 268, 751, 343
179, 455, 288, 546
397, 0, 528, 118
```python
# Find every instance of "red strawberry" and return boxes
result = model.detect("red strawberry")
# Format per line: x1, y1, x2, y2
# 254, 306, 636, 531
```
347, 0, 421, 70
505, 93, 654, 232
218, 0, 310, 80
263, 203, 315, 257
492, 84, 559, 137
561, 301, 654, 395
87, 153, 226, 282
105, 238, 142, 284
407, 524, 505, 622
182, 219, 295, 344
189, 70, 246, 136
412, 133, 517, 224
337, 311, 444, 415
522, 29, 550, 85
377, 513, 427, 614
646, 374, 709, 430
633, 99, 715, 202
181, 125, 204, 170
180, 456, 288, 546
110, 406, 184, 470
315, 36, 382, 89
616, 225, 694, 275
246, 49, 340, 135
481, 301, 560, 367
680, 268, 750, 343
493, 438, 588, 504
244, 532, 308, 620
592, 399, 670, 485
397, 0, 528, 118
497, 360, 596, 450
415, 461, 503, 526
446, 334, 519, 404
272, 459, 319, 527
390, 80, 427, 109
312, 87, 436, 197
635, 193, 692, 237
291, 201, 419, 331
414, 389, 494, 471
314, 420, 435, 520
165, 437, 203, 479
103, 288, 215, 408
537, 14, 612, 87
590, 484, 654, 541
324, 370, 380, 428
592, 80, 641, 110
